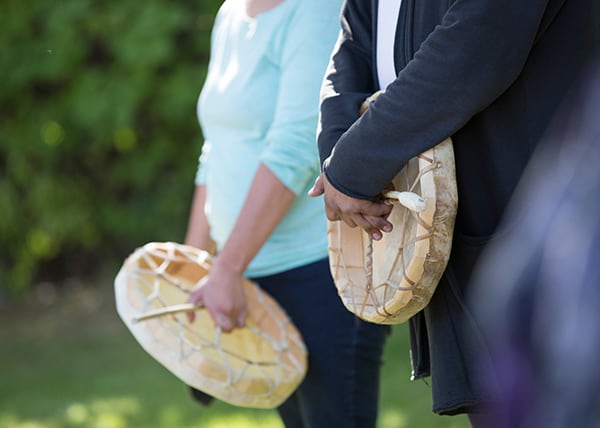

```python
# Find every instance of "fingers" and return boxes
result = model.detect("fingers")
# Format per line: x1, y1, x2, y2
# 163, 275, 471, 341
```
363, 201, 393, 218
353, 214, 394, 240
190, 301, 247, 333
341, 212, 393, 240
328, 208, 392, 241
364, 214, 393, 234
185, 280, 247, 332
352, 214, 381, 240
211, 307, 247, 333
214, 313, 235, 332
186, 287, 203, 323
197, 297, 246, 332
322, 180, 394, 239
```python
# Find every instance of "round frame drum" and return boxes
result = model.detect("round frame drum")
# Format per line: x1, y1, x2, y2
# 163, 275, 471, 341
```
328, 138, 458, 324
115, 242, 307, 408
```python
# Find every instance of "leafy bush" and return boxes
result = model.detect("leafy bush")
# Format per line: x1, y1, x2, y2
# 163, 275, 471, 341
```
0, 0, 221, 293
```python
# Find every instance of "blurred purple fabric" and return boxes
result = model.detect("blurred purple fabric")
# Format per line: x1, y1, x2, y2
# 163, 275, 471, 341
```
469, 59, 600, 428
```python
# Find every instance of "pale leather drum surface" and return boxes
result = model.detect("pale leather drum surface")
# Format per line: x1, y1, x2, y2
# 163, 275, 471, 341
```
114, 242, 307, 408
328, 105, 458, 324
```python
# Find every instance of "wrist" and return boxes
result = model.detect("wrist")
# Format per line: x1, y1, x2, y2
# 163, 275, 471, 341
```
214, 248, 247, 276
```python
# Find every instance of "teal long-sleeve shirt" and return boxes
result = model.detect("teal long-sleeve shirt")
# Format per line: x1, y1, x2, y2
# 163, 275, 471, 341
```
195, 0, 342, 277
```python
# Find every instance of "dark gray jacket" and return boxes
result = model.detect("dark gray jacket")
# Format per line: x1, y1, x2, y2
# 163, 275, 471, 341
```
318, 0, 597, 415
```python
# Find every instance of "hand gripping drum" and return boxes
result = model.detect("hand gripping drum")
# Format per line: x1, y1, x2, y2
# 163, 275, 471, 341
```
115, 242, 307, 408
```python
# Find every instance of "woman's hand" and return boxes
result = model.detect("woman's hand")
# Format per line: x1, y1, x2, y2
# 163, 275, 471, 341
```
186, 258, 247, 333
309, 172, 393, 240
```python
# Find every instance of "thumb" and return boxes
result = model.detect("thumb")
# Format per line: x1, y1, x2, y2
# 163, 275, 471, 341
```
186, 306, 197, 323
308, 175, 324, 197
186, 287, 203, 323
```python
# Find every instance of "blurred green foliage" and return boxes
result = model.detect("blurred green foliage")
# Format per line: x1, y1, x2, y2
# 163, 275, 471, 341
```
0, 0, 222, 293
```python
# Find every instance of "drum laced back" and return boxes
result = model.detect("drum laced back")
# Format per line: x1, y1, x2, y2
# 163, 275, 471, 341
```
115, 242, 307, 408
329, 138, 457, 325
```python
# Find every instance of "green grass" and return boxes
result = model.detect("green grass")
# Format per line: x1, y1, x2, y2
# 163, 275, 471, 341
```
0, 281, 469, 428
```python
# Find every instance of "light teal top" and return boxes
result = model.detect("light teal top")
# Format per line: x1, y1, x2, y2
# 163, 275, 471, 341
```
195, 0, 342, 277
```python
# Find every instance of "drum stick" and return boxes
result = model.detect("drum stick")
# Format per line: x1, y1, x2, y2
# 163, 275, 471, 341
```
132, 303, 203, 323
382, 190, 426, 212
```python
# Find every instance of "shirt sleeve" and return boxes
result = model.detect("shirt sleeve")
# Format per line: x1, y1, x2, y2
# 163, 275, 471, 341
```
259, 0, 343, 196
194, 140, 211, 185
323, 0, 552, 199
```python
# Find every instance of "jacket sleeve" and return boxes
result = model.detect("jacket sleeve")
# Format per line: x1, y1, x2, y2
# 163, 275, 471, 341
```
317, 0, 376, 167
322, 0, 553, 199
